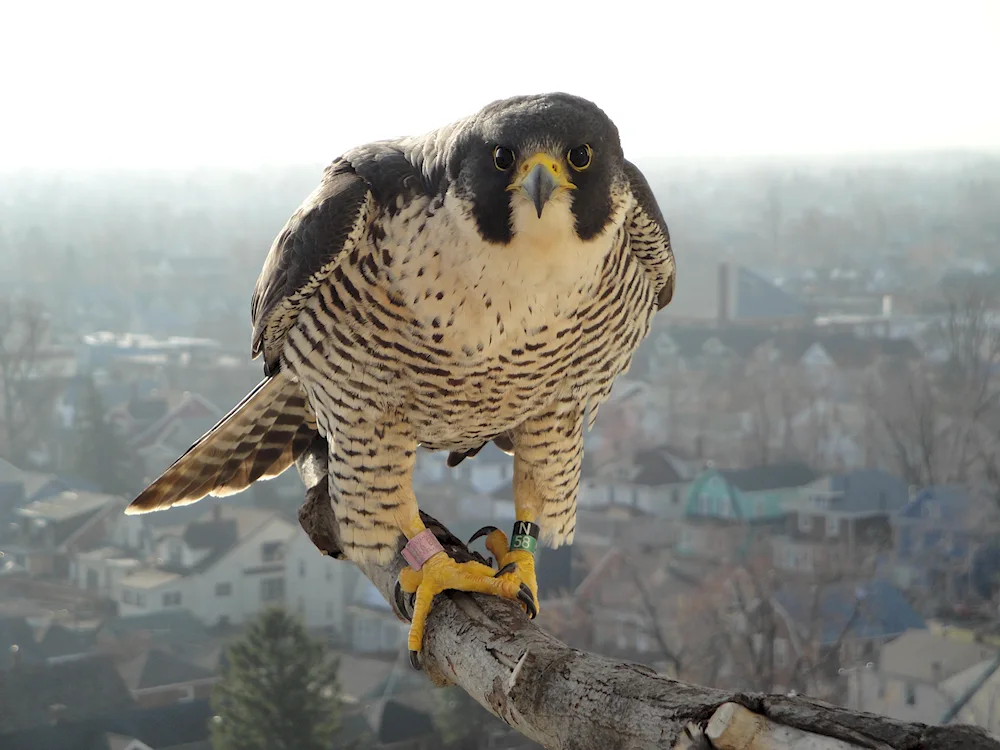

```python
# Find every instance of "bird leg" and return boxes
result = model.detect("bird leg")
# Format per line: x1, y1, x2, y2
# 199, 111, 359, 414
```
396, 513, 536, 669
468, 520, 540, 619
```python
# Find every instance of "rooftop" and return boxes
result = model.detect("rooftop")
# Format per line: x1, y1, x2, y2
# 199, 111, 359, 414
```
16, 490, 120, 523
880, 628, 997, 683
120, 569, 183, 590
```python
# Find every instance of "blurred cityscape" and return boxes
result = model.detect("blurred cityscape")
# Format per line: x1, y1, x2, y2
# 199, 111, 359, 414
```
2, 153, 1000, 749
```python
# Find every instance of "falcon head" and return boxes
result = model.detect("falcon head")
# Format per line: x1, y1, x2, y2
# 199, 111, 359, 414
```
450, 93, 627, 246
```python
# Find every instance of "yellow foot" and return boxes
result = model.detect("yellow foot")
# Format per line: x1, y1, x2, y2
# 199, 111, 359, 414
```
469, 525, 540, 620
394, 549, 536, 670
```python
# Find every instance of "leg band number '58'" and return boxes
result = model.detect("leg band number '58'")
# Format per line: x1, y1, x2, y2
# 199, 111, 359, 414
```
509, 521, 540, 554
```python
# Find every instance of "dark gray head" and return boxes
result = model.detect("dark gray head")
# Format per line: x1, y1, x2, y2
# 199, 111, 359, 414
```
446, 93, 626, 245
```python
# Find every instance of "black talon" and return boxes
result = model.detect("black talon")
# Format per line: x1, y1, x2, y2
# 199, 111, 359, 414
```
393, 581, 415, 621
469, 525, 498, 545
409, 650, 422, 671
393, 581, 411, 621
517, 584, 538, 619
495, 561, 518, 578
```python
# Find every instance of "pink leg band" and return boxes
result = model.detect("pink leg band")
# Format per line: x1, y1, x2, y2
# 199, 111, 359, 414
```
401, 529, 444, 571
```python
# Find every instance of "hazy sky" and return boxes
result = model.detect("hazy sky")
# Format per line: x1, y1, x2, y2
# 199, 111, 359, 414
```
2, 0, 998, 169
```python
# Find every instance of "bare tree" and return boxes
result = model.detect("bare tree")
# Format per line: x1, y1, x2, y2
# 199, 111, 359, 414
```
871, 284, 1000, 491
0, 297, 54, 466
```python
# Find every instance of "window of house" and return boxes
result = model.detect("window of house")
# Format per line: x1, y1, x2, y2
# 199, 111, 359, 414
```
216, 582, 232, 597
261, 542, 283, 563
123, 589, 135, 604
905, 682, 916, 706
178, 685, 195, 703
163, 591, 182, 607
826, 517, 840, 537
798, 514, 812, 533
326, 601, 334, 621
299, 560, 306, 577
261, 577, 285, 603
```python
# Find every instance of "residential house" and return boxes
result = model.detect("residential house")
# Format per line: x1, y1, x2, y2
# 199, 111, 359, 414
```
96, 504, 353, 634
769, 579, 926, 698
579, 444, 700, 520
114, 647, 218, 708
676, 463, 819, 560
2, 489, 127, 578
772, 469, 910, 578
128, 392, 223, 481
851, 628, 998, 725
891, 486, 996, 607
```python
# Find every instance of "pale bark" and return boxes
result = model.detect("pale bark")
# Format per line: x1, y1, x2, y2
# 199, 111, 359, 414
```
294, 438, 998, 750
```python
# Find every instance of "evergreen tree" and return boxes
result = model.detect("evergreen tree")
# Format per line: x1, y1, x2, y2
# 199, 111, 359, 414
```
211, 607, 343, 750
433, 684, 517, 749
71, 374, 143, 495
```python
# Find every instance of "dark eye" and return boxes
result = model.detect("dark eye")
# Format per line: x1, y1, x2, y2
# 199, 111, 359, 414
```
567, 144, 592, 171
493, 145, 515, 171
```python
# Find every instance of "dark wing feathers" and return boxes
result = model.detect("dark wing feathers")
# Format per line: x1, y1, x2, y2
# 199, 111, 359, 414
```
623, 159, 676, 310
250, 158, 375, 372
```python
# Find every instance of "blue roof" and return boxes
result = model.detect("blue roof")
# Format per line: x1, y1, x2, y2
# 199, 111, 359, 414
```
896, 485, 978, 528
734, 267, 807, 320
775, 579, 925, 644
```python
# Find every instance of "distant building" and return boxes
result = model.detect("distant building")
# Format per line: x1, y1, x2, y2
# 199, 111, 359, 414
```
851, 628, 997, 724
891, 486, 995, 606
73, 504, 356, 636
661, 260, 809, 325
677, 463, 819, 560
772, 469, 909, 577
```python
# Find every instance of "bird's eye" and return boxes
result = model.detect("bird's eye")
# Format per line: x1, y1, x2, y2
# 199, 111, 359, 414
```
567, 144, 592, 171
493, 146, 515, 171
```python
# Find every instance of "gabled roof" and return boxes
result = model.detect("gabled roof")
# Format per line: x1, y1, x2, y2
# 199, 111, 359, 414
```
719, 463, 819, 492
0, 654, 136, 733
897, 485, 986, 529
36, 621, 97, 660
16, 490, 119, 524
116, 648, 216, 691
775, 579, 925, 645
631, 447, 688, 486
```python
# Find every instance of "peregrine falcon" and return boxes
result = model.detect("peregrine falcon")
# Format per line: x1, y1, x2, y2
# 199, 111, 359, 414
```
126, 92, 676, 667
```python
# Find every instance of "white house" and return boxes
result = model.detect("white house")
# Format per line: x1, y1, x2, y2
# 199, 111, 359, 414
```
850, 628, 998, 723
89, 504, 353, 635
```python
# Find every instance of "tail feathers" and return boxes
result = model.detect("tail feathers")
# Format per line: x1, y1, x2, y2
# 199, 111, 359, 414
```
126, 373, 315, 515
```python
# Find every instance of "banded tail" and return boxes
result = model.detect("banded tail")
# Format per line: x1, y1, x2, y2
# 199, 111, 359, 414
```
126, 372, 317, 515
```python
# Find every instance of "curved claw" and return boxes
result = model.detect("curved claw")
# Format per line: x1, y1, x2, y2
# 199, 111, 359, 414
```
468, 525, 498, 545
495, 561, 518, 578
518, 583, 538, 619
409, 650, 422, 671
393, 581, 413, 622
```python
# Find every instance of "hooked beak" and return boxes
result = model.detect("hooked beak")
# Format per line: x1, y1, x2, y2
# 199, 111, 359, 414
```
508, 153, 575, 218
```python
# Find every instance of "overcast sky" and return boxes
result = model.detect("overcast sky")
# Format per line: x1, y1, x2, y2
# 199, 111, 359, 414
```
2, 0, 998, 169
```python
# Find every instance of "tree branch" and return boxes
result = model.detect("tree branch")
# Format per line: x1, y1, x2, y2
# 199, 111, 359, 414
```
294, 438, 998, 749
